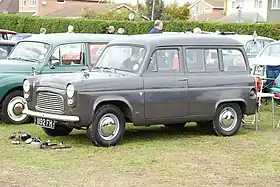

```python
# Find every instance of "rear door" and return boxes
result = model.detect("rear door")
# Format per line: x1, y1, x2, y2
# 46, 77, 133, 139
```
184, 46, 221, 116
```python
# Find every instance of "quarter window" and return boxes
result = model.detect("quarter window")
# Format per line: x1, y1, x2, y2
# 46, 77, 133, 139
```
147, 49, 181, 73
0, 45, 8, 59
51, 43, 84, 66
89, 43, 107, 68
222, 49, 246, 72
185, 49, 219, 72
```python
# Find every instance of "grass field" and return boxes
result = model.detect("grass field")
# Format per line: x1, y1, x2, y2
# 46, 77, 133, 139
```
1, 105, 280, 187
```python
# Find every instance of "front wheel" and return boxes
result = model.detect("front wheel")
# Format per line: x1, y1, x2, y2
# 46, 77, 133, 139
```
1, 90, 32, 124
213, 103, 242, 136
42, 125, 73, 136
87, 105, 126, 147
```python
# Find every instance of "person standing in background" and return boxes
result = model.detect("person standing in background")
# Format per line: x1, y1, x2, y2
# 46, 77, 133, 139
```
148, 20, 163, 34
105, 26, 115, 34
67, 25, 74, 33
115, 28, 125, 35
193, 27, 202, 34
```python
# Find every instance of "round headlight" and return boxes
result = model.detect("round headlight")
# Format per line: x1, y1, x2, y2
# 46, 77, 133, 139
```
23, 80, 30, 92
66, 84, 75, 98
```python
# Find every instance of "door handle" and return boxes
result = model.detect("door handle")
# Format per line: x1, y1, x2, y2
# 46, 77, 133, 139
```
178, 77, 188, 81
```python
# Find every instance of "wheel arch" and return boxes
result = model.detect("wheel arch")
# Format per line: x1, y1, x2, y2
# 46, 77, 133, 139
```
0, 85, 23, 106
215, 99, 247, 114
93, 96, 133, 122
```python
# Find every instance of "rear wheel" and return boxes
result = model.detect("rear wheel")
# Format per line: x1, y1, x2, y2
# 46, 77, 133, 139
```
42, 125, 73, 136
213, 103, 242, 136
87, 105, 126, 147
1, 90, 32, 124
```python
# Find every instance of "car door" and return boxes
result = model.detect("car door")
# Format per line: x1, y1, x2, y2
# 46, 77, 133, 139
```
185, 47, 222, 116
41, 42, 88, 74
143, 47, 189, 119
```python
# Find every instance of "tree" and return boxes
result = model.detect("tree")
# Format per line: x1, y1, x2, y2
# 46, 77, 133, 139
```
165, 2, 190, 20
145, 0, 165, 20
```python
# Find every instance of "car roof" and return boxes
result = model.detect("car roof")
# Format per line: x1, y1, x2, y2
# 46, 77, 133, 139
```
263, 40, 280, 45
13, 33, 33, 36
109, 34, 245, 46
224, 35, 275, 44
0, 40, 17, 45
21, 33, 128, 45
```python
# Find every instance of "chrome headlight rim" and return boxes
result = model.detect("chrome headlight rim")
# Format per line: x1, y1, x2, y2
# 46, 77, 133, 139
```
66, 84, 75, 98
23, 80, 30, 93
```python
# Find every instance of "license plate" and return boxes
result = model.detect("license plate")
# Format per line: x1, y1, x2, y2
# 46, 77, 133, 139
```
253, 65, 265, 76
35, 117, 56, 129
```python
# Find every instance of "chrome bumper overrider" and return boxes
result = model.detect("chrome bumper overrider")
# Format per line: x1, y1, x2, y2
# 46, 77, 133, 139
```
22, 109, 80, 122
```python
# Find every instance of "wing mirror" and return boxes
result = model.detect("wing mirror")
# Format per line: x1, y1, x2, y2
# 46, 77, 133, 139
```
32, 66, 37, 76
49, 58, 59, 69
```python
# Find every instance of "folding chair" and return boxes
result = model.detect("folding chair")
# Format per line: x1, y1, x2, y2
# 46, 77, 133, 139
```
243, 65, 276, 130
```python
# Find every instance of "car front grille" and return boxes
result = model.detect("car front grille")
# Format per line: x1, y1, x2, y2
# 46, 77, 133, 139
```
36, 92, 64, 114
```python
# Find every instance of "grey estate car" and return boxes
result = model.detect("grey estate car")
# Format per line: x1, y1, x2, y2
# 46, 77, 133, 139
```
22, 34, 258, 147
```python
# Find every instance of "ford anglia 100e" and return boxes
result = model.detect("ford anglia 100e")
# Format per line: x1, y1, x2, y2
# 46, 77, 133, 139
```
22, 34, 258, 147
0, 33, 126, 124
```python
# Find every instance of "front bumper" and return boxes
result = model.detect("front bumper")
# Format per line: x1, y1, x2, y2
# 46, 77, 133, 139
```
22, 109, 80, 122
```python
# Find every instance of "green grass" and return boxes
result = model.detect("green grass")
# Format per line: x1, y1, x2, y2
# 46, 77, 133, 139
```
1, 105, 280, 187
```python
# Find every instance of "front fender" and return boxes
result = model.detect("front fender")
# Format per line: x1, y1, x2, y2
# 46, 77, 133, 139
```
93, 95, 133, 114
0, 75, 29, 102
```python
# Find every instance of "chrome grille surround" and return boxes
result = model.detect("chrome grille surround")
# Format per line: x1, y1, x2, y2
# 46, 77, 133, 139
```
36, 92, 65, 114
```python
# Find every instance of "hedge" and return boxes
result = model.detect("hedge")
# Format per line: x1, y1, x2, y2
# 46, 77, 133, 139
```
1, 14, 280, 39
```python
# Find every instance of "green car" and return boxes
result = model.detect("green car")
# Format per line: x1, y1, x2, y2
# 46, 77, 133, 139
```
0, 33, 126, 124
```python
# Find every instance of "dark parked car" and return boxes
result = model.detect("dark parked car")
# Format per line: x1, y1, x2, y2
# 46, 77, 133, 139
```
0, 40, 16, 59
23, 34, 258, 147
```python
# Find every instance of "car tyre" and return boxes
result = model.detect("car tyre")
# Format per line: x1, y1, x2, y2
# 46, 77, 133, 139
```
87, 104, 126, 147
213, 103, 242, 136
1, 90, 32, 124
42, 125, 73, 136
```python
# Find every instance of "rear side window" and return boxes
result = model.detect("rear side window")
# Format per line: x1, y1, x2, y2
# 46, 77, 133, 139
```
185, 49, 219, 72
222, 49, 247, 72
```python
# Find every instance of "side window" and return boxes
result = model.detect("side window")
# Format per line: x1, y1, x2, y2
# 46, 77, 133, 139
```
89, 43, 107, 68
147, 49, 181, 73
51, 43, 84, 66
204, 49, 219, 72
222, 49, 247, 72
0, 45, 8, 59
186, 49, 219, 72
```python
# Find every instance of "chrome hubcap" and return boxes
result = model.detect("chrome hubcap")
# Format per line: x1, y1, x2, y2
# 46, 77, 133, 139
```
98, 113, 120, 141
219, 107, 237, 131
7, 96, 28, 122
